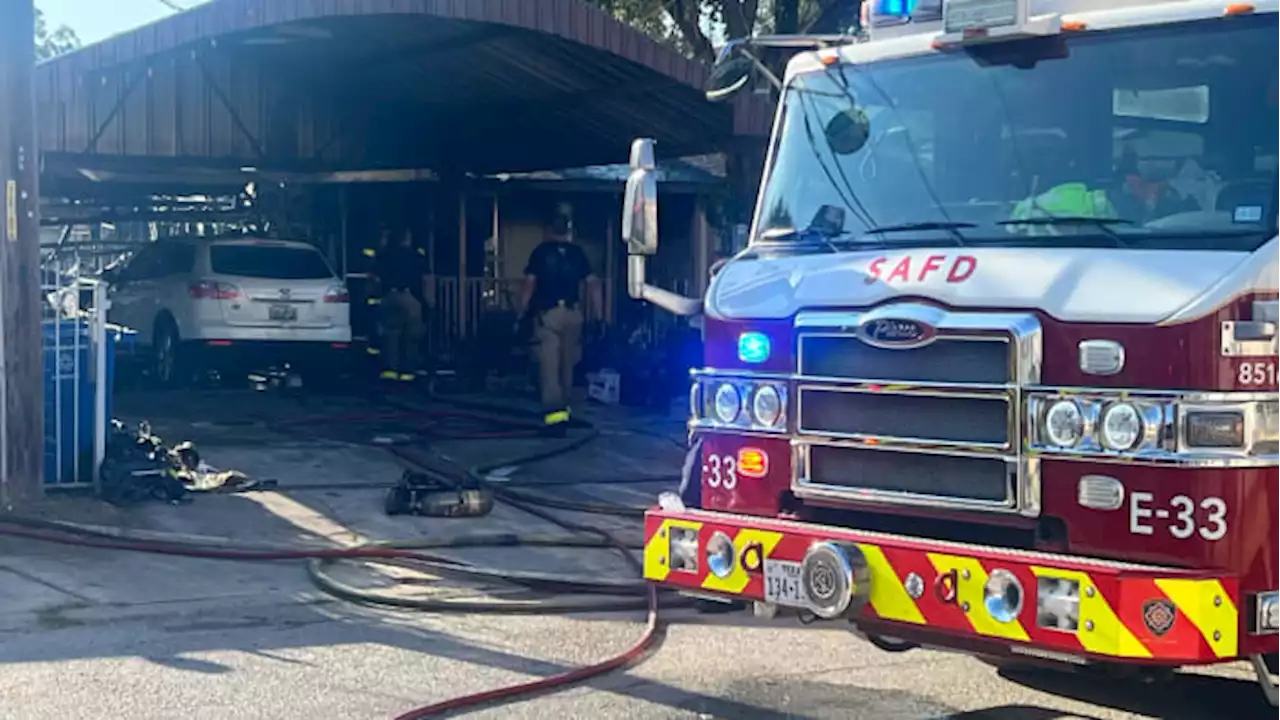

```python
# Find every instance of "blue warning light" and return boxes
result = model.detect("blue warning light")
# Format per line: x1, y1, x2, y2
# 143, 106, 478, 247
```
878, 0, 920, 16
738, 331, 771, 364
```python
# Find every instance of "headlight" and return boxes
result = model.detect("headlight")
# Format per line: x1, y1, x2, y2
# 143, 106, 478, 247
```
706, 531, 736, 579
1100, 403, 1142, 450
982, 569, 1025, 624
1185, 411, 1245, 448
751, 385, 783, 427
1043, 400, 1084, 447
712, 383, 741, 423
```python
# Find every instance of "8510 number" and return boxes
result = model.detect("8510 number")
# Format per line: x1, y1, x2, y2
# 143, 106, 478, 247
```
1238, 361, 1277, 387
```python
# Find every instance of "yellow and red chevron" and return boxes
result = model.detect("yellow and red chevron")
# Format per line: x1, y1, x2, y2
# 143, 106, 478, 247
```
644, 509, 1239, 664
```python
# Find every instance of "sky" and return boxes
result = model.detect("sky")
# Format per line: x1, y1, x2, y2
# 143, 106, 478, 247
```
37, 0, 205, 46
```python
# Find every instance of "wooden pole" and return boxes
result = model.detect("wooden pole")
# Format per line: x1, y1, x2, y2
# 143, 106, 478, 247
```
0, 0, 43, 509
457, 191, 467, 337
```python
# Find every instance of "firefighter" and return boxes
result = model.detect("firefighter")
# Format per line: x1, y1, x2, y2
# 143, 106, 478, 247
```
519, 213, 602, 434
372, 228, 431, 382
362, 227, 391, 362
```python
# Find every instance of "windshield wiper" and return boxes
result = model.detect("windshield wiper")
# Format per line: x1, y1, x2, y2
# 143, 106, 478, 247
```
758, 226, 849, 250
863, 221, 975, 245
996, 216, 1135, 247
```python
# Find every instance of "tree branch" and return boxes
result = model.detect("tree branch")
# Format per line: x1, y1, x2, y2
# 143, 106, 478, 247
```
804, 0, 861, 33
668, 0, 717, 62
722, 0, 760, 39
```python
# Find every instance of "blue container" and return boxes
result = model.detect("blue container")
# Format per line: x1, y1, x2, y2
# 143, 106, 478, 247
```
42, 320, 118, 486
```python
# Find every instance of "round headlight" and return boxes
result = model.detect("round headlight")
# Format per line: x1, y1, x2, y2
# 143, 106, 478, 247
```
713, 383, 741, 423
751, 385, 783, 427
982, 568, 1024, 624
706, 531, 736, 579
1043, 400, 1084, 447
1101, 402, 1142, 450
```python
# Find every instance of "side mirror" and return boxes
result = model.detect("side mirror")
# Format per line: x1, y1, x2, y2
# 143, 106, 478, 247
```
622, 138, 658, 257
706, 41, 755, 102
618, 138, 704, 316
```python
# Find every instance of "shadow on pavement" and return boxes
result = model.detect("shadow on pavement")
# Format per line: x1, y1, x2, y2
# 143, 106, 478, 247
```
2, 385, 824, 719
947, 707, 1102, 720
997, 665, 1272, 720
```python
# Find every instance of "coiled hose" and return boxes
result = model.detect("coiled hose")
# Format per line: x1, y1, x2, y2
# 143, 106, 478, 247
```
0, 399, 687, 718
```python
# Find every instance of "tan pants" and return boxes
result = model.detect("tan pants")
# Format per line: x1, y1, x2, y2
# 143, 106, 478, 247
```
535, 304, 583, 423
381, 290, 423, 374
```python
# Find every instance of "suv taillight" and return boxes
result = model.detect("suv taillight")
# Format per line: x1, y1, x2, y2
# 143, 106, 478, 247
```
323, 285, 350, 303
189, 280, 240, 300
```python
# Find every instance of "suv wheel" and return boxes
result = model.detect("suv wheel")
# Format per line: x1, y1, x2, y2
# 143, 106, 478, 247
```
154, 321, 183, 387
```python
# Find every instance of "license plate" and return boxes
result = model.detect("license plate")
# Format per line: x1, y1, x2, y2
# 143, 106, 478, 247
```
269, 304, 297, 321
763, 559, 806, 607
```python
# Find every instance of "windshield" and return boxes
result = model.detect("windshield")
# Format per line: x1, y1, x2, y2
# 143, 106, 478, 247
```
755, 14, 1278, 251
210, 244, 335, 280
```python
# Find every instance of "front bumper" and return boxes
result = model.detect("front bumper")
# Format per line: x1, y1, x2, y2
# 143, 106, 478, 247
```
644, 508, 1241, 666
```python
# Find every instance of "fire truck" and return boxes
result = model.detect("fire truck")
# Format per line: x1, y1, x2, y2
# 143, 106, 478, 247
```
620, 0, 1279, 704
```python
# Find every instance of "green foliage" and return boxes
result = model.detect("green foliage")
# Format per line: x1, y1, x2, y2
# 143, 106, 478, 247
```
35, 7, 80, 61
585, 0, 860, 62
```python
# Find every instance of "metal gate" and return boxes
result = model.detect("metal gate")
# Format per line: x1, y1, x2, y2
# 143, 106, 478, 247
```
40, 246, 112, 490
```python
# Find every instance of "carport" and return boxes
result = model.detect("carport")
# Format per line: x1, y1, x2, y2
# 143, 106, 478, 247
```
13, 0, 772, 500
36, 0, 768, 175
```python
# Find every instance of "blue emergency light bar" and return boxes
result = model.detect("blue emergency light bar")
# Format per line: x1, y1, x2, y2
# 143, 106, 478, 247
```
879, 0, 917, 15
873, 0, 944, 26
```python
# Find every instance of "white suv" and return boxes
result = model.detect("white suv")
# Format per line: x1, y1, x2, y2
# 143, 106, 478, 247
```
106, 236, 352, 385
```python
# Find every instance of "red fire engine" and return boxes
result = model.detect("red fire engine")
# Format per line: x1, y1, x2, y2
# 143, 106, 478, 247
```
621, 0, 1279, 704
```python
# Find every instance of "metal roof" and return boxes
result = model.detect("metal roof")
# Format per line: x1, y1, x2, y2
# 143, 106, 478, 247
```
35, 0, 772, 180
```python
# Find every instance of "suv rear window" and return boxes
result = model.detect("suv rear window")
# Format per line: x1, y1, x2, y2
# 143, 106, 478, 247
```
210, 244, 334, 280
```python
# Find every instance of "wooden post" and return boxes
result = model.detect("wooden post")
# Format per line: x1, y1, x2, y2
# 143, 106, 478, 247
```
604, 198, 616, 323
692, 195, 711, 297
0, 0, 43, 509
457, 191, 467, 337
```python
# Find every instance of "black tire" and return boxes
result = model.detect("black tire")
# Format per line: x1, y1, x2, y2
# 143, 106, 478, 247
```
153, 318, 184, 388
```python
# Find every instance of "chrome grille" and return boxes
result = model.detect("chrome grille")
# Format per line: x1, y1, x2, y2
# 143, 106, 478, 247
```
799, 335, 1010, 383
792, 305, 1042, 516
805, 445, 1013, 506
797, 387, 1011, 448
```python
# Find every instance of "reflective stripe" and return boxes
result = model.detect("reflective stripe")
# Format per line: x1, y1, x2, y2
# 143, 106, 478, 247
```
642, 510, 1241, 664
379, 370, 397, 380
544, 410, 570, 425
362, 248, 376, 258
366, 347, 381, 356
367, 298, 381, 305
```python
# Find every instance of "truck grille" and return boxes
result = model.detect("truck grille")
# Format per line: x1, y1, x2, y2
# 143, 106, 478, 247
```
799, 335, 1009, 384
804, 445, 1013, 506
797, 387, 1011, 447
792, 306, 1041, 515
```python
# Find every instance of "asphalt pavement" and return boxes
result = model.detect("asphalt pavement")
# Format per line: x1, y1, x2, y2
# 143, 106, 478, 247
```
0, 387, 1269, 720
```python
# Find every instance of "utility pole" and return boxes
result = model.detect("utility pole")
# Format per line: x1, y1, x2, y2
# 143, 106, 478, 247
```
0, 0, 44, 510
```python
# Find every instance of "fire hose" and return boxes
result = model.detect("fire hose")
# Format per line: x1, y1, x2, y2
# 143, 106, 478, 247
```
0, 401, 688, 718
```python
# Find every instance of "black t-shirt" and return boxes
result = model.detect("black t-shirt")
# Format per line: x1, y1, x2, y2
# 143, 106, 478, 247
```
525, 240, 590, 311
375, 244, 427, 294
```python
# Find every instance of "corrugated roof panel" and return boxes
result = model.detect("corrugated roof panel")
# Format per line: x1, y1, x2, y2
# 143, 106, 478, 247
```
36, 0, 772, 174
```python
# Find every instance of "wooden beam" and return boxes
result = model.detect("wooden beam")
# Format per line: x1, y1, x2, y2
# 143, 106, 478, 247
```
0, 0, 43, 508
